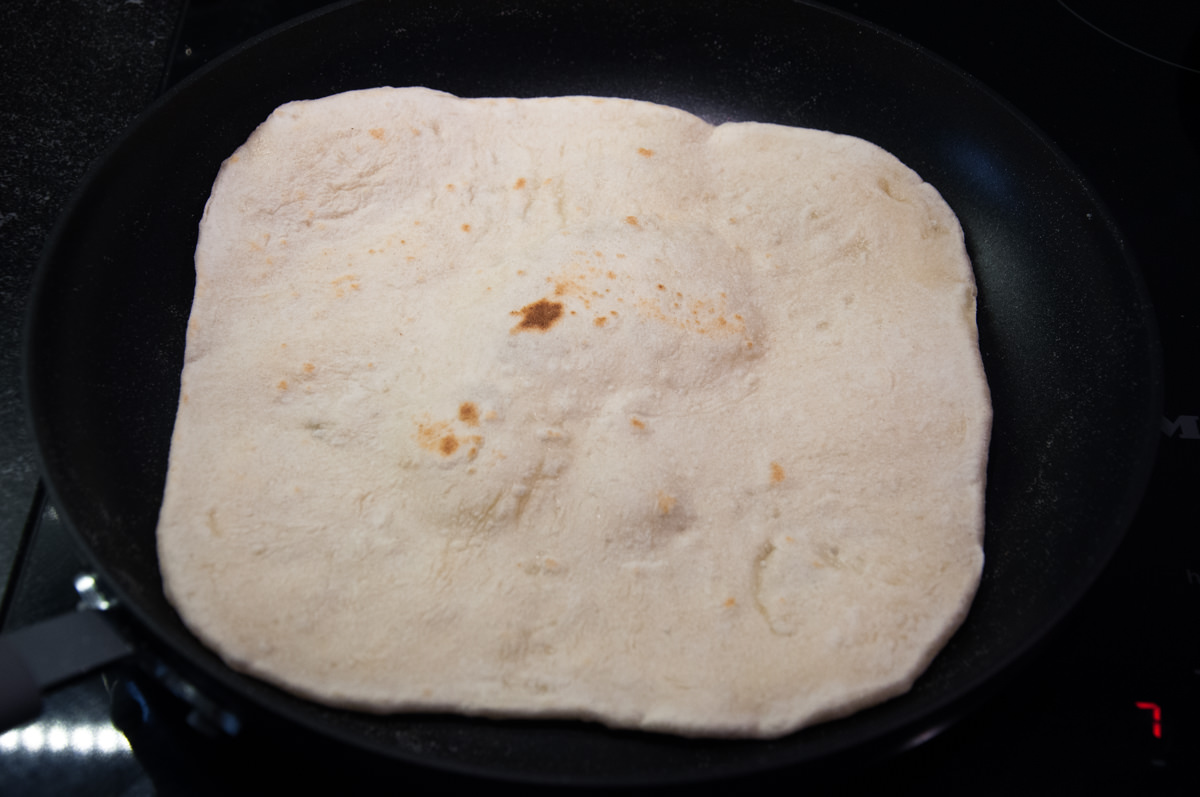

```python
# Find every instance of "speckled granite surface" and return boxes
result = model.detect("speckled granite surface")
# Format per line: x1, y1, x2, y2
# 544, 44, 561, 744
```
0, 0, 185, 597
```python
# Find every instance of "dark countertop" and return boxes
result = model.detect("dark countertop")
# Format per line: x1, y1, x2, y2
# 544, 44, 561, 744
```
0, 0, 185, 598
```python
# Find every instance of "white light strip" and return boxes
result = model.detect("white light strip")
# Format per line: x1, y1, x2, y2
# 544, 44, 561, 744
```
0, 722, 131, 756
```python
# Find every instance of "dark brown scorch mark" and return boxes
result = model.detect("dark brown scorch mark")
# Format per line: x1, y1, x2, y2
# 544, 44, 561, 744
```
511, 298, 564, 333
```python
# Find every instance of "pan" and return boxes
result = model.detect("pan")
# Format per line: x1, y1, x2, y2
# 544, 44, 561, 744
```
19, 0, 1161, 786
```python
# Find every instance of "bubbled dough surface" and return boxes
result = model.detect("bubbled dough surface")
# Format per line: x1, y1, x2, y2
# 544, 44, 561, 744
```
157, 88, 991, 738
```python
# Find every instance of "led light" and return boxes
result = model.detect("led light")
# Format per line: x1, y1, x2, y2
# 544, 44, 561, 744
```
1135, 701, 1162, 739
46, 724, 69, 752
96, 726, 127, 753
0, 722, 131, 756
70, 725, 95, 753
20, 725, 45, 752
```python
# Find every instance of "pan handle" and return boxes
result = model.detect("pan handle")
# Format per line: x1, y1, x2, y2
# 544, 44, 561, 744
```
0, 610, 133, 732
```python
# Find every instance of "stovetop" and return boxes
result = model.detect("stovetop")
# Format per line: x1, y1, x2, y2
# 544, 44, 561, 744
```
1, 1, 1196, 794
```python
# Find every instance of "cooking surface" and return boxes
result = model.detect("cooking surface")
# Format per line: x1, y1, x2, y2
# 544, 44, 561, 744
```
0, 1, 1196, 793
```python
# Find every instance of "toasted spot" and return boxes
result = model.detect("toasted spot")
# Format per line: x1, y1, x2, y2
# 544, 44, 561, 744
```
459, 402, 480, 426
461, 223, 471, 232
630, 417, 645, 429
770, 462, 786, 483
417, 420, 462, 457
594, 316, 608, 327
638, 147, 654, 157
369, 128, 384, 140
656, 491, 677, 515
514, 177, 526, 189
625, 215, 639, 226
277, 380, 288, 390
511, 298, 564, 333
724, 597, 737, 607
302, 362, 315, 373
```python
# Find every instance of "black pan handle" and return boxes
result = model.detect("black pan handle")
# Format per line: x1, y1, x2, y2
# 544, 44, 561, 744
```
0, 610, 133, 732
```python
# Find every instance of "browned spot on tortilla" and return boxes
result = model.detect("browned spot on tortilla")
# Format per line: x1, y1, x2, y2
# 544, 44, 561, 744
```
656, 491, 676, 515
625, 215, 639, 226
514, 177, 526, 189
770, 462, 786, 483
511, 299, 564, 333
445, 184, 455, 192
458, 402, 480, 426
417, 420, 461, 457
302, 362, 315, 374
461, 223, 471, 232
368, 128, 384, 140
630, 417, 645, 429
594, 316, 608, 327
277, 380, 288, 390
637, 147, 654, 157
724, 597, 737, 607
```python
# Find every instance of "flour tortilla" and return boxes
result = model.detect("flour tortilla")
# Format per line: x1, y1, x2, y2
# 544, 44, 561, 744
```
157, 87, 990, 739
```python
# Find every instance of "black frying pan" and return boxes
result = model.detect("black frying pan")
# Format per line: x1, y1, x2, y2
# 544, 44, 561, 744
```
21, 0, 1161, 786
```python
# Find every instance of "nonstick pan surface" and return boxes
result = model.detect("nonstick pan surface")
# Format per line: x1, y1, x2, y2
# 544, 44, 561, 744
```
23, 0, 1161, 786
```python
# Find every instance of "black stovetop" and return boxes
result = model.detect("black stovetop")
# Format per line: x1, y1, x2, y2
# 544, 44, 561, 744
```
1, 1, 1196, 794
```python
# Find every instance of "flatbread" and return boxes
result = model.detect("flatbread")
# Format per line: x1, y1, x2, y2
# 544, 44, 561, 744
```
157, 87, 990, 739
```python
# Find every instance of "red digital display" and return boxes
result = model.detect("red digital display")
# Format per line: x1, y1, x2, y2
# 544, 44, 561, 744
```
1135, 701, 1162, 739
